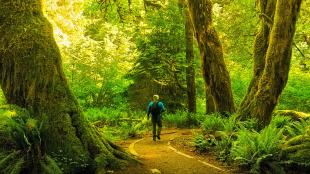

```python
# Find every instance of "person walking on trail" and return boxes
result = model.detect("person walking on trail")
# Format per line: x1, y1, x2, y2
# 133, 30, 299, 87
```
147, 95, 165, 141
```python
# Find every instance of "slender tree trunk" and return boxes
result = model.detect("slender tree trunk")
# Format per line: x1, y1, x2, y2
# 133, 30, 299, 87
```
183, 0, 196, 113
0, 0, 132, 173
188, 0, 235, 114
238, 0, 302, 126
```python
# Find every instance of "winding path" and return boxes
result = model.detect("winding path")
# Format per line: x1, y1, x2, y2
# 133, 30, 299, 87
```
115, 129, 232, 174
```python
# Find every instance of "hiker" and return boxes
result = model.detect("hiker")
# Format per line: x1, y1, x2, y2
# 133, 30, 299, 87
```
147, 95, 165, 141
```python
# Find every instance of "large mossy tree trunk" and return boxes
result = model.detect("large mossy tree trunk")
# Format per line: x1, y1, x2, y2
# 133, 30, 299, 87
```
0, 0, 132, 173
183, 0, 196, 113
188, 0, 235, 114
239, 0, 276, 109
238, 0, 302, 126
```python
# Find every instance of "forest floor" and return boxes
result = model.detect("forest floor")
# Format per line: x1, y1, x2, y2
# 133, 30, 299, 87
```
113, 129, 241, 174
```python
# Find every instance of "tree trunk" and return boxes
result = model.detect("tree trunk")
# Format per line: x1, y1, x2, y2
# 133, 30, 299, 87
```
238, 0, 276, 115
0, 1, 132, 173
238, 0, 302, 126
183, 0, 196, 113
188, 0, 235, 114
206, 86, 216, 114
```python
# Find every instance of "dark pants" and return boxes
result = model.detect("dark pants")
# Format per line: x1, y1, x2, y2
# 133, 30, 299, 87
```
151, 114, 162, 138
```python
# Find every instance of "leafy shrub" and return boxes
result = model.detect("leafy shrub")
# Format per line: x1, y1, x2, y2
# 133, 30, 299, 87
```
270, 115, 292, 129
201, 113, 224, 132
237, 118, 260, 131
278, 74, 310, 112
193, 133, 215, 152
222, 115, 238, 133
0, 105, 62, 174
84, 107, 124, 123
164, 111, 189, 128
214, 137, 233, 162
280, 121, 310, 172
231, 125, 283, 173
283, 119, 310, 138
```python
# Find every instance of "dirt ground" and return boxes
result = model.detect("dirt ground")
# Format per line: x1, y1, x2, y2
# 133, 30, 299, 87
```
112, 129, 240, 174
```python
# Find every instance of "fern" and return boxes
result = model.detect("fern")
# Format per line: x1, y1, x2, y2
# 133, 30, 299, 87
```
0, 151, 22, 170
284, 119, 310, 138
40, 155, 62, 174
9, 157, 25, 174
231, 124, 283, 172
202, 113, 224, 132
270, 115, 292, 129
0, 105, 63, 174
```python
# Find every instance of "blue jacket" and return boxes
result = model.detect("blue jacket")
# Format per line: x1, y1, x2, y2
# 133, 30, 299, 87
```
147, 101, 164, 118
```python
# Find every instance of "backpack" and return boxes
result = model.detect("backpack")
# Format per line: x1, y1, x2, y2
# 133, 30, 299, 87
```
150, 101, 161, 115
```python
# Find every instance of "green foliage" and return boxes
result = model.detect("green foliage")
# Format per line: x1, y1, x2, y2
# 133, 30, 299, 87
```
237, 118, 260, 131
283, 119, 310, 138
84, 107, 125, 123
278, 74, 310, 112
270, 116, 292, 129
128, 1, 188, 111
164, 111, 189, 128
195, 116, 302, 172
231, 125, 283, 173
201, 113, 237, 133
85, 107, 149, 140
230, 68, 251, 106
0, 105, 62, 174
50, 150, 90, 172
281, 124, 310, 172
98, 120, 149, 141
193, 133, 214, 153
201, 114, 224, 132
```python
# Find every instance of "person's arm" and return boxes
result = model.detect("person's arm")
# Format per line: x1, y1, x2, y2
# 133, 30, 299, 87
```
147, 102, 152, 119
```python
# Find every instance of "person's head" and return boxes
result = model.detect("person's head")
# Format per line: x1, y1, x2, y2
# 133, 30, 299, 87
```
153, 95, 159, 101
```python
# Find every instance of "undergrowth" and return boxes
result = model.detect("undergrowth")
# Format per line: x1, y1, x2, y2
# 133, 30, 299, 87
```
0, 105, 62, 174
193, 114, 310, 173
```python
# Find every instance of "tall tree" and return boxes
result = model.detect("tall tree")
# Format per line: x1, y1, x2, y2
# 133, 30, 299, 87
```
188, 0, 235, 114
179, 0, 197, 113
238, 0, 302, 126
239, 0, 276, 114
0, 0, 132, 173
185, 7, 196, 113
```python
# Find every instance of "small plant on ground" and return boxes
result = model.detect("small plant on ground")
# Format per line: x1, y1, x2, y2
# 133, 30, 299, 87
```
231, 124, 284, 173
193, 133, 215, 153
164, 111, 189, 128
201, 113, 224, 133
0, 105, 63, 174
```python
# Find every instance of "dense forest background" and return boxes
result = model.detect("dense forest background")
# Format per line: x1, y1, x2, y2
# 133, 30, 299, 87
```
0, 0, 309, 173
22, 0, 309, 113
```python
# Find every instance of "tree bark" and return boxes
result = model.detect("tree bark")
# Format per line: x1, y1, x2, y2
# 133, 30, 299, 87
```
238, 0, 302, 126
238, 0, 276, 114
0, 0, 132, 173
206, 86, 216, 114
182, 0, 197, 113
188, 0, 235, 114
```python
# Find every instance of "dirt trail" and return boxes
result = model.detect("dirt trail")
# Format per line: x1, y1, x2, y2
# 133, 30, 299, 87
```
114, 129, 233, 174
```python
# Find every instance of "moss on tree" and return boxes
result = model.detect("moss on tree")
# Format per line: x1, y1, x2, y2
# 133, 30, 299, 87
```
0, 0, 135, 173
238, 0, 302, 127
188, 0, 235, 114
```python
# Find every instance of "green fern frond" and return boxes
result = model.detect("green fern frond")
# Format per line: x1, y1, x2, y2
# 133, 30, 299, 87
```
0, 151, 21, 171
40, 155, 63, 174
9, 157, 25, 174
